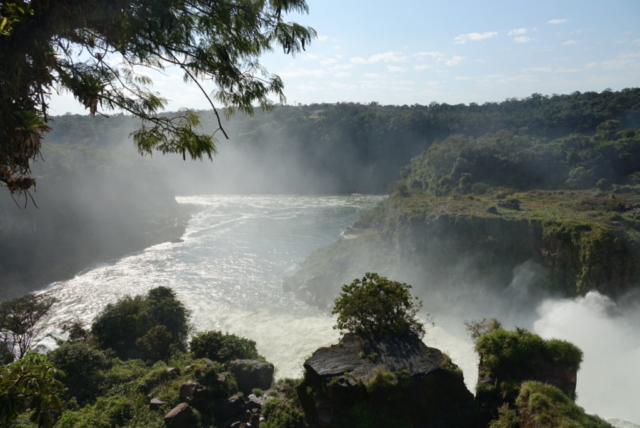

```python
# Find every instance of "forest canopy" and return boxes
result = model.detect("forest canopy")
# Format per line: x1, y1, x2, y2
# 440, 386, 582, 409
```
0, 0, 315, 195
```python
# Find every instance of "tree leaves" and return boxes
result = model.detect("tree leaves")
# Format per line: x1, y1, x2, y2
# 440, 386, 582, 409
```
0, 0, 316, 196
332, 273, 428, 339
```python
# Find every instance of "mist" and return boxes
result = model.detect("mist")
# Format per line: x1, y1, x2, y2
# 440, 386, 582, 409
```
534, 292, 640, 422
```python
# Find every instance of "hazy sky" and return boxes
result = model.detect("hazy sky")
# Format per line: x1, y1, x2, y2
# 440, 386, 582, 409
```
50, 0, 640, 114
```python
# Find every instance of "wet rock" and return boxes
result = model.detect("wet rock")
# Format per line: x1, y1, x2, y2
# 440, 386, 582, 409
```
228, 360, 274, 395
486, 206, 499, 215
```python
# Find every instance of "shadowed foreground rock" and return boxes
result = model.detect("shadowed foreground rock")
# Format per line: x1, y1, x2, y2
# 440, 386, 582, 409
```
297, 333, 478, 428
228, 359, 274, 395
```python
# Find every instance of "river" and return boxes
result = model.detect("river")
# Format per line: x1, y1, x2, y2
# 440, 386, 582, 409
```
39, 194, 638, 426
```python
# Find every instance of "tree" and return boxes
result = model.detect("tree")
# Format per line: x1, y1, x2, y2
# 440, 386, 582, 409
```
332, 273, 427, 339
0, 351, 65, 428
190, 330, 261, 363
0, 294, 56, 359
91, 286, 190, 359
48, 341, 112, 404
0, 0, 316, 196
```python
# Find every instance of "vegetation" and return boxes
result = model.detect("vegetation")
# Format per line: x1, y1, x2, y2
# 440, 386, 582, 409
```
0, 287, 296, 427
91, 286, 190, 360
401, 123, 640, 195
48, 342, 112, 404
261, 379, 307, 428
0, 351, 64, 428
490, 382, 612, 428
0, 294, 56, 359
0, 0, 316, 195
474, 325, 584, 425
476, 327, 582, 372
189, 330, 262, 363
332, 273, 427, 339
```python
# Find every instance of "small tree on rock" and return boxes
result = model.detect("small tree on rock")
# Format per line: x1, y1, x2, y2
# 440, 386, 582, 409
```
332, 273, 427, 339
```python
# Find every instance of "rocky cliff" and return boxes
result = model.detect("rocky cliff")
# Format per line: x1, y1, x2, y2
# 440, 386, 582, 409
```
284, 187, 640, 311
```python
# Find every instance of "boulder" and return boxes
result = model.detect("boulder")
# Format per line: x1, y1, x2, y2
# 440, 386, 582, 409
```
179, 381, 207, 403
164, 403, 193, 427
297, 333, 478, 428
246, 393, 269, 412
149, 397, 167, 410
474, 328, 582, 423
213, 395, 246, 422
228, 360, 274, 395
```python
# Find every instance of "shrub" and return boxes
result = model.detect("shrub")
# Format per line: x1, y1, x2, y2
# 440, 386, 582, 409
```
91, 287, 189, 360
471, 182, 490, 195
596, 178, 610, 191
464, 318, 502, 341
0, 351, 65, 427
332, 273, 426, 339
189, 331, 261, 363
48, 342, 112, 404
135, 325, 174, 362
366, 366, 397, 393
511, 382, 611, 427
262, 399, 306, 428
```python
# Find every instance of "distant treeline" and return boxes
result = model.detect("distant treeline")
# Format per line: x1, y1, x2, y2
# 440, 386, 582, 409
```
45, 88, 640, 194
401, 121, 640, 195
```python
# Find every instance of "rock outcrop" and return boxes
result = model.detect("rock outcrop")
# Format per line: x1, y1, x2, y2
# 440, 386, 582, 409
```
228, 359, 274, 395
285, 190, 640, 311
474, 327, 583, 423
297, 333, 478, 428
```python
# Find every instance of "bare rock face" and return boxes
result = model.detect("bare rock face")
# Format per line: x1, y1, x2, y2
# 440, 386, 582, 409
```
297, 333, 478, 428
228, 359, 274, 395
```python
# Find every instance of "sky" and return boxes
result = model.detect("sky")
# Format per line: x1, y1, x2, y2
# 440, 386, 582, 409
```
50, 0, 640, 114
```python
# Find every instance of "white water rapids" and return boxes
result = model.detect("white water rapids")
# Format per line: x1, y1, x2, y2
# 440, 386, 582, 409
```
37, 195, 638, 426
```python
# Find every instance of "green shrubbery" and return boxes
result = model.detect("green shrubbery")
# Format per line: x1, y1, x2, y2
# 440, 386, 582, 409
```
48, 342, 112, 404
490, 382, 612, 428
332, 273, 427, 339
401, 124, 640, 195
91, 287, 190, 360
189, 330, 262, 363
476, 327, 583, 377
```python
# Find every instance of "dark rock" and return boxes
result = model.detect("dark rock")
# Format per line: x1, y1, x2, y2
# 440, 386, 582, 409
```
213, 395, 246, 421
164, 403, 193, 427
228, 360, 274, 395
179, 382, 196, 402
486, 206, 499, 215
179, 381, 207, 403
298, 333, 478, 428
248, 412, 261, 427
